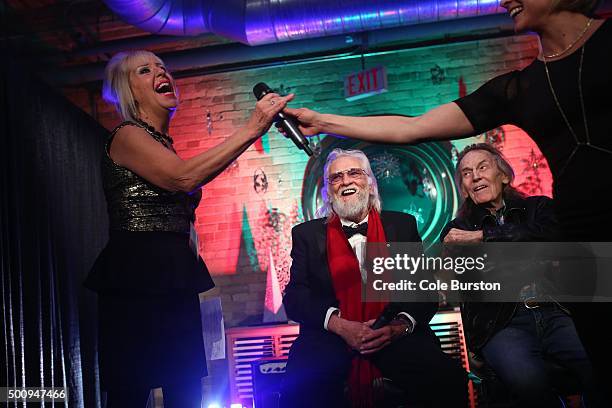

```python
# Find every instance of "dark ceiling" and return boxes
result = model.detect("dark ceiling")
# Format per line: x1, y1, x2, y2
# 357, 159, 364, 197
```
4, 0, 519, 87
4, 0, 231, 67
4, 0, 611, 88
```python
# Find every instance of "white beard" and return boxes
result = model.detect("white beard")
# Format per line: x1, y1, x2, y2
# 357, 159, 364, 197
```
332, 188, 369, 222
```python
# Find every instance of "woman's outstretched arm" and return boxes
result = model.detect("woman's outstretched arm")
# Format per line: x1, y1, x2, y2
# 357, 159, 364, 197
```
283, 101, 475, 144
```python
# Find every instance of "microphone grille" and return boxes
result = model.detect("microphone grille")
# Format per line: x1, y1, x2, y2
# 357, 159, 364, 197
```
253, 82, 271, 100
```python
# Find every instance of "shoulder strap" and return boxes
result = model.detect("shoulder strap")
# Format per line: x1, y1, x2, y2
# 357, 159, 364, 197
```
106, 121, 173, 155
106, 121, 141, 155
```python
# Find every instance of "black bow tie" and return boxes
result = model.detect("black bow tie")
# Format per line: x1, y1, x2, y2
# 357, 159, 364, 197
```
342, 222, 368, 238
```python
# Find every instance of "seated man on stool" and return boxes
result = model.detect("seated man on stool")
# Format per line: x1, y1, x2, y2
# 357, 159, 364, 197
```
280, 148, 467, 408
440, 143, 592, 408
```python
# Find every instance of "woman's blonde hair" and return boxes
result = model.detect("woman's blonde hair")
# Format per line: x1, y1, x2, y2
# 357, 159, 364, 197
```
102, 50, 164, 122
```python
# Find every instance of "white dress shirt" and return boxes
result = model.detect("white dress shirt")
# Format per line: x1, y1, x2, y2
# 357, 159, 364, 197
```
323, 215, 416, 332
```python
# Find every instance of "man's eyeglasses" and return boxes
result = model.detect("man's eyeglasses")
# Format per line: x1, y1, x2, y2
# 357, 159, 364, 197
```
328, 168, 367, 185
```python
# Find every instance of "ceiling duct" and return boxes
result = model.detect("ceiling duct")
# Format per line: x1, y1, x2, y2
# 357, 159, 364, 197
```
102, 0, 506, 45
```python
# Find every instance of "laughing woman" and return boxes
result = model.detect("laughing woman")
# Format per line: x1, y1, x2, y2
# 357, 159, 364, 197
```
284, 1, 610, 404
84, 50, 292, 407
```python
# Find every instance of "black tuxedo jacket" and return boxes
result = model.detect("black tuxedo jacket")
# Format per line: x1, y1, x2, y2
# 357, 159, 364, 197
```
283, 210, 437, 334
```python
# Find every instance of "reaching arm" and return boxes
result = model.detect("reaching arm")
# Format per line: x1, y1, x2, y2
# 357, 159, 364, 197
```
110, 92, 293, 193
283, 101, 475, 144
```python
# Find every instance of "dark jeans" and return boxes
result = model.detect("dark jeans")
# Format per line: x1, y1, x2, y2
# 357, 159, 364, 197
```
99, 294, 205, 408
281, 328, 468, 408
566, 302, 612, 407
481, 304, 592, 408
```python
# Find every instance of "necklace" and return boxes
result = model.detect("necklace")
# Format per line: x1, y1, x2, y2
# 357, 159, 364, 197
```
136, 119, 174, 146
542, 18, 593, 59
543, 46, 588, 147
542, 46, 588, 176
543, 45, 612, 176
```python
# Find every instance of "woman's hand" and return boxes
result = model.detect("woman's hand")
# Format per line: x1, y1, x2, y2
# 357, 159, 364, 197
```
281, 102, 475, 142
281, 107, 323, 136
246, 92, 295, 137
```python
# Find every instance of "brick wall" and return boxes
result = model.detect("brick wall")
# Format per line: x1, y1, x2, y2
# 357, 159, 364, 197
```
64, 32, 553, 404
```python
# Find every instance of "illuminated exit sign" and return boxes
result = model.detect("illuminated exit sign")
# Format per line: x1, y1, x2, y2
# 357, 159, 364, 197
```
344, 66, 387, 101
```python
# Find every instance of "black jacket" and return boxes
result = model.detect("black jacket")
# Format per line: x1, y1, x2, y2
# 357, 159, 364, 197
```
440, 196, 559, 352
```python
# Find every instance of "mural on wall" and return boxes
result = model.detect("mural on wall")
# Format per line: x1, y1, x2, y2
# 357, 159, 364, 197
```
253, 168, 269, 194
483, 127, 506, 150
518, 149, 549, 195
255, 202, 303, 321
430, 65, 445, 85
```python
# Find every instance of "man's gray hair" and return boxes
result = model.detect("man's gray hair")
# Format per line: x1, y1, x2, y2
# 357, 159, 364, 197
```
454, 143, 515, 190
317, 148, 382, 219
454, 143, 525, 219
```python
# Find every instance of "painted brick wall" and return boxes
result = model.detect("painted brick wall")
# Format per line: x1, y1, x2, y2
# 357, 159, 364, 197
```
64, 32, 553, 404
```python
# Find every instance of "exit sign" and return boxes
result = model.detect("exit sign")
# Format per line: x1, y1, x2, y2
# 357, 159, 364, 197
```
344, 66, 387, 101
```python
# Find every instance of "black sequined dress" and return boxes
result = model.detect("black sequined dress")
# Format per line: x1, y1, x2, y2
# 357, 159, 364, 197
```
85, 121, 213, 395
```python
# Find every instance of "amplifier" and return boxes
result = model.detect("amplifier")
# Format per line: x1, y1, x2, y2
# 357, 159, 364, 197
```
251, 358, 288, 408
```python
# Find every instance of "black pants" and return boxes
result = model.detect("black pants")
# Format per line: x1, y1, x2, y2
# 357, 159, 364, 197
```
104, 379, 202, 408
98, 293, 206, 408
280, 328, 468, 408
567, 302, 612, 407
480, 304, 592, 408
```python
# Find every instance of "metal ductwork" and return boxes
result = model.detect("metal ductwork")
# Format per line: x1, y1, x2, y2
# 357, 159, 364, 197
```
102, 0, 505, 45
244, 0, 503, 44
45, 14, 515, 85
102, 0, 249, 42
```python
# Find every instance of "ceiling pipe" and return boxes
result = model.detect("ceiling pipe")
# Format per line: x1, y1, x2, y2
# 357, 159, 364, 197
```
41, 0, 609, 65
243, 0, 504, 44
102, 0, 506, 45
43, 0, 612, 86
101, 0, 249, 41
42, 14, 515, 86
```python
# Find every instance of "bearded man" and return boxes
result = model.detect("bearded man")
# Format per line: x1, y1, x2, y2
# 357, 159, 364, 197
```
280, 148, 467, 408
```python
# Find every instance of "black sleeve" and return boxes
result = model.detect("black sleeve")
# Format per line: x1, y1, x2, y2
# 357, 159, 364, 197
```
395, 299, 438, 328
454, 71, 518, 135
392, 213, 438, 326
283, 225, 338, 329
439, 219, 461, 242
483, 196, 559, 242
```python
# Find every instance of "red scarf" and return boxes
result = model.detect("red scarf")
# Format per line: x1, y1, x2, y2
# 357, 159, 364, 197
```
326, 209, 388, 407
